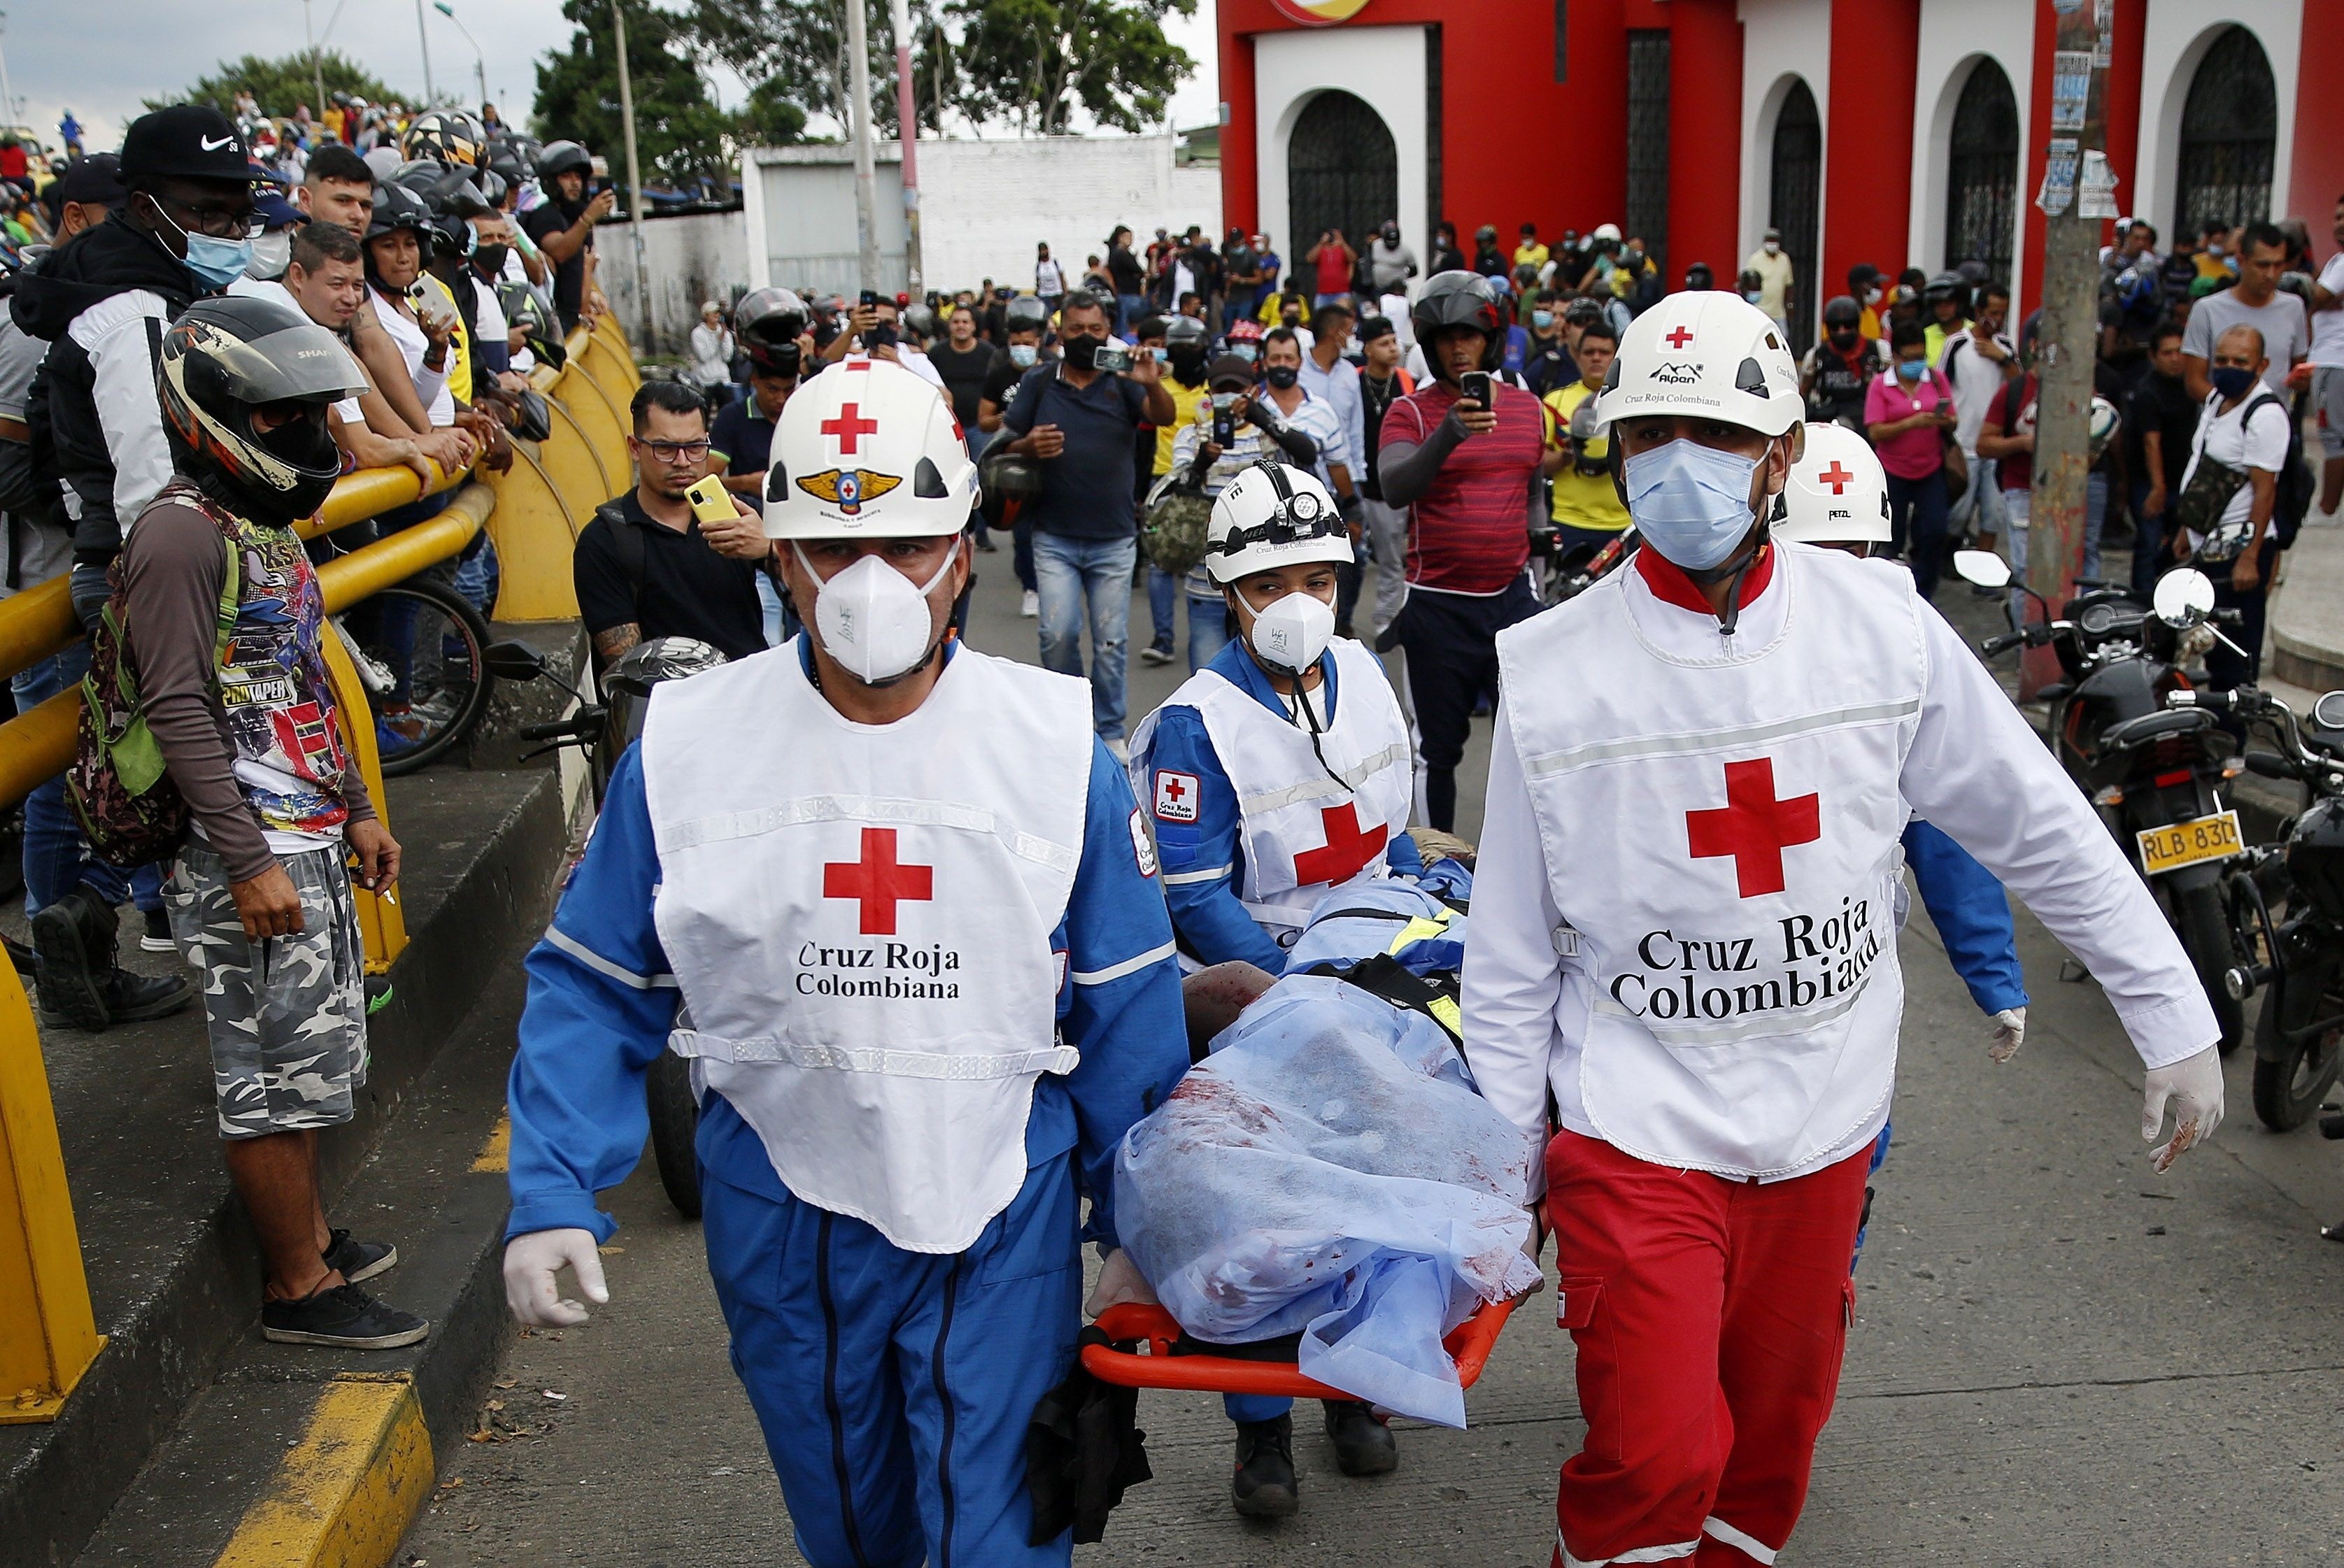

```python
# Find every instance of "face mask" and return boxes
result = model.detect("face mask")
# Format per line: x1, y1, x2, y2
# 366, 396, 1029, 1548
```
1742, 290, 1764, 304
2206, 243, 2224, 259
1896, 359, 1926, 381
1230, 343, 1258, 363
1624, 440, 1763, 572
1532, 309, 1554, 331
473, 242, 509, 277
184, 232, 255, 291
2210, 364, 2257, 400
245, 230, 292, 279
1061, 335, 1107, 370
1828, 329, 1858, 348
1246, 590, 1335, 674
1009, 343, 1038, 367
797, 539, 960, 686
1864, 287, 1883, 306
1150, 346, 1170, 363
1263, 364, 1300, 390
1626, 250, 1645, 266
1763, 241, 1781, 255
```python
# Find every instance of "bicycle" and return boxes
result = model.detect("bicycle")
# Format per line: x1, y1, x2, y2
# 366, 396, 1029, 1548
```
332, 573, 496, 776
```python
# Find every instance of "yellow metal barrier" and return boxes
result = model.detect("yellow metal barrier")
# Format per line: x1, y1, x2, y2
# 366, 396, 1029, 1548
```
0, 316, 637, 1426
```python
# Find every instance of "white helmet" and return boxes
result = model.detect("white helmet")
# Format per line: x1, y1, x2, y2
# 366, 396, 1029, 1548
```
1203, 462, 1349, 584
1591, 222, 1623, 243
761, 357, 974, 539
1774, 422, 1891, 546
1592, 290, 1803, 438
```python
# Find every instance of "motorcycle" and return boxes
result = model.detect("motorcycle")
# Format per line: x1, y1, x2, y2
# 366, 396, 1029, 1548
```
1954, 552, 2254, 1053
2161, 683, 2344, 1135
486, 635, 730, 1220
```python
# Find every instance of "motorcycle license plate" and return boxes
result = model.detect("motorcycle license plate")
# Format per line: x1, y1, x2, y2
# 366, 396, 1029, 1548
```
2136, 810, 2244, 876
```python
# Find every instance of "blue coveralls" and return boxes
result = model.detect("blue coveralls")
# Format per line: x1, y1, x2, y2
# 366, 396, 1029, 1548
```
506, 662, 1189, 1568
1139, 636, 1423, 1425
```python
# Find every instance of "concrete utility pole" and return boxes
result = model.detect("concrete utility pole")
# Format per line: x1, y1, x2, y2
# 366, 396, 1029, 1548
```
888, 0, 923, 297
414, 0, 435, 102
846, 0, 883, 292
302, 0, 327, 128
2026, 0, 2114, 632
611, 0, 653, 347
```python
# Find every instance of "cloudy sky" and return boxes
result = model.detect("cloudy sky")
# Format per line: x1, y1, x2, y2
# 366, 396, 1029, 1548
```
6, 0, 1220, 153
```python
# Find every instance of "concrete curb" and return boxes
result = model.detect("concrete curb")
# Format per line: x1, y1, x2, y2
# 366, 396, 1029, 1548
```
211, 1375, 433, 1568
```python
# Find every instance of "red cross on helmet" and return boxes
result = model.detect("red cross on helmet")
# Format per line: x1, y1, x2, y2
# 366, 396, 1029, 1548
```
1773, 421, 1891, 547
762, 358, 976, 539
1592, 290, 1803, 438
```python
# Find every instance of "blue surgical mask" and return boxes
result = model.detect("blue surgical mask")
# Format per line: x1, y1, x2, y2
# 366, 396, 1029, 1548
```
1624, 440, 1763, 571
1531, 309, 1554, 330
184, 232, 255, 291
1151, 345, 1170, 363
1896, 358, 1926, 381
2210, 364, 2257, 400
1231, 343, 1258, 362
1009, 343, 1037, 367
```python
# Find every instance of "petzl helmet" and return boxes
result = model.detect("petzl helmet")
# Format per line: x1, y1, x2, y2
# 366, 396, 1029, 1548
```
1410, 271, 1505, 371
1203, 461, 1351, 584
1774, 422, 1891, 547
158, 294, 369, 524
1593, 290, 1803, 438
762, 357, 974, 539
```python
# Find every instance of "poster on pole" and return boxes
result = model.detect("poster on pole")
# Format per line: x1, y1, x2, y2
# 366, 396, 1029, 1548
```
2078, 152, 2120, 220
2051, 52, 2094, 131
2095, 0, 2116, 66
2038, 138, 2079, 216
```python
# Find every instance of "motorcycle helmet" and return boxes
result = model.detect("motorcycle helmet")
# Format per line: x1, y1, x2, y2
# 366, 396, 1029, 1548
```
535, 139, 592, 187
497, 280, 565, 369
902, 302, 937, 339
509, 386, 553, 443
158, 294, 369, 526
1409, 271, 1506, 371
364, 180, 436, 255
734, 286, 809, 349
400, 109, 486, 169
1821, 294, 1862, 334
1683, 262, 1715, 292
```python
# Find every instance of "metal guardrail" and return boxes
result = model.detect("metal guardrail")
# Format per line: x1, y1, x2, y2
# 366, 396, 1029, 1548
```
0, 313, 639, 1425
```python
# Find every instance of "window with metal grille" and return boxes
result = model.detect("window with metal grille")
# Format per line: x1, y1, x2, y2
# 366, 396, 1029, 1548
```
1770, 80, 1821, 354
1428, 24, 1444, 245
2175, 25, 2275, 241
1943, 59, 2018, 285
1288, 91, 1399, 265
1554, 0, 1569, 83
1624, 29, 1670, 278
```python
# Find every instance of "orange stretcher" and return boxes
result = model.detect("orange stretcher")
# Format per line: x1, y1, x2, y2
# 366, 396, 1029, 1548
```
1082, 1295, 1521, 1400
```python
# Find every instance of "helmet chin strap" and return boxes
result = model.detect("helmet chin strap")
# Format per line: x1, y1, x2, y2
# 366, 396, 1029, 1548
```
1682, 494, 1777, 639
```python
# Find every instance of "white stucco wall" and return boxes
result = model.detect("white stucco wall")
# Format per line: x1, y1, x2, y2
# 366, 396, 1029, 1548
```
2136, 0, 2302, 240
1253, 24, 1429, 257
593, 212, 755, 357
1908, 0, 2036, 320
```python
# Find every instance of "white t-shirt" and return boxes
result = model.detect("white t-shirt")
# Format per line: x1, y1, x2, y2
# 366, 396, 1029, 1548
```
229, 276, 364, 426
1940, 327, 2016, 455
2310, 255, 2344, 368
365, 287, 455, 428
1037, 257, 1065, 297
2180, 388, 2292, 537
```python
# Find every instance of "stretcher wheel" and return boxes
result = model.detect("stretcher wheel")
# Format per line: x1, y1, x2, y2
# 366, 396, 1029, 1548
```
1081, 1294, 1520, 1399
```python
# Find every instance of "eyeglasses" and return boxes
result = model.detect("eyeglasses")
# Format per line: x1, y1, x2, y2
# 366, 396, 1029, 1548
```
639, 439, 711, 462
157, 192, 264, 241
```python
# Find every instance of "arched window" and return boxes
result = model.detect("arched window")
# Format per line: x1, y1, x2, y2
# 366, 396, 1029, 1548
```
1287, 92, 1398, 263
2175, 25, 2276, 241
1770, 80, 1821, 353
1945, 59, 2019, 283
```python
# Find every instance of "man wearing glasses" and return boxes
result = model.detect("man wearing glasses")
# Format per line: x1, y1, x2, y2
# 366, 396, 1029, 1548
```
573, 379, 775, 670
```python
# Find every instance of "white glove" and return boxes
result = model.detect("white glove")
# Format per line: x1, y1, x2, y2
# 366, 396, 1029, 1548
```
2141, 1045, 2224, 1172
1083, 1248, 1158, 1318
503, 1227, 610, 1327
1987, 1006, 2026, 1064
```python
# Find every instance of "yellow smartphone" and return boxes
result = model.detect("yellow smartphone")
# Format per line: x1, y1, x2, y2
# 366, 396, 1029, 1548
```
686, 474, 734, 525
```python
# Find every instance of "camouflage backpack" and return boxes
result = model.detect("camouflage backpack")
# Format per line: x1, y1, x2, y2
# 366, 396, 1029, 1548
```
1140, 471, 1214, 576
68, 496, 243, 868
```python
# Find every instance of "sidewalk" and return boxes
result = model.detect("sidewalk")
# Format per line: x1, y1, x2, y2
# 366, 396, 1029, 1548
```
2271, 513, 2344, 699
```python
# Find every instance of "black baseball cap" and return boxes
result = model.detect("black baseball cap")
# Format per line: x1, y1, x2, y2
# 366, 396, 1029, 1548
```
55, 153, 125, 206
1207, 354, 1254, 390
120, 105, 252, 184
1357, 315, 1395, 343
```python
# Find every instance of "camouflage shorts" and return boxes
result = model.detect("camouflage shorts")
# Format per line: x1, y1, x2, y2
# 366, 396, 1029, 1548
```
166, 840, 368, 1141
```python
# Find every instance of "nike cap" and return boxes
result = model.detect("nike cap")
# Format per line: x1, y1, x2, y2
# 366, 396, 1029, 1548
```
119, 105, 252, 185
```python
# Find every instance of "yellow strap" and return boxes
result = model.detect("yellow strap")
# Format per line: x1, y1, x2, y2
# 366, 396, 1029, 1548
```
1386, 910, 1454, 955
1428, 995, 1463, 1036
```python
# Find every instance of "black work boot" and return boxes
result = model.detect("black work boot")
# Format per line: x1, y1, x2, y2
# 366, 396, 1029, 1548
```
1232, 1413, 1298, 1518
32, 887, 112, 1030
1323, 1398, 1398, 1476
102, 965, 192, 1024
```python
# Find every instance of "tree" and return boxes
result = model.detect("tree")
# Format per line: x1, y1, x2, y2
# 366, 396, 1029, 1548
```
151, 51, 415, 120
533, 0, 778, 193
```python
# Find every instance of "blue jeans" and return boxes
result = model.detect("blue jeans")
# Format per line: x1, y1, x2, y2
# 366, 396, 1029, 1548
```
2130, 478, 2168, 599
12, 645, 152, 916
1884, 467, 1950, 600
2083, 469, 2107, 585
1116, 293, 1146, 336
1032, 531, 1136, 739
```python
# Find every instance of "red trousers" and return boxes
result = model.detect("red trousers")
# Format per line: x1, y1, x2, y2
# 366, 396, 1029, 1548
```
1545, 1127, 1870, 1568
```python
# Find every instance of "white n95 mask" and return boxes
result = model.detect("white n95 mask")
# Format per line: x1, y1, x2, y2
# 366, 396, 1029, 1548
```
1247, 590, 1335, 674
796, 539, 960, 685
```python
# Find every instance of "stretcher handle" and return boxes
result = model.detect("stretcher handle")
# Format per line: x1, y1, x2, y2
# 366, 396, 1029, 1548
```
1081, 1294, 1519, 1397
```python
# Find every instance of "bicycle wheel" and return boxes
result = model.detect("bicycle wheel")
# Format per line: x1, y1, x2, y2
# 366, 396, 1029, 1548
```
345, 576, 495, 776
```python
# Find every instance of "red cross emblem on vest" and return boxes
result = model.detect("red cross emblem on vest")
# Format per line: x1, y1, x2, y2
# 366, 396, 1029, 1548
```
823, 827, 933, 934
821, 402, 880, 455
1292, 801, 1388, 886
1665, 324, 1695, 349
1817, 461, 1855, 494
1685, 758, 1820, 899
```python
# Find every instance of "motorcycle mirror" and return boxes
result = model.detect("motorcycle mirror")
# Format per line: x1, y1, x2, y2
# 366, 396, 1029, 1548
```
1952, 549, 2010, 590
2152, 569, 2217, 627
484, 639, 549, 681
2317, 691, 2344, 731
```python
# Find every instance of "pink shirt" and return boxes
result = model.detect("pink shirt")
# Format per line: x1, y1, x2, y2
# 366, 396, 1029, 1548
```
1863, 366, 1954, 480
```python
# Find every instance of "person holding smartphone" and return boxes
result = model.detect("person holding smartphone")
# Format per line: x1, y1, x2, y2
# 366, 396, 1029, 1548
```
1375, 271, 1565, 831
1862, 319, 1959, 599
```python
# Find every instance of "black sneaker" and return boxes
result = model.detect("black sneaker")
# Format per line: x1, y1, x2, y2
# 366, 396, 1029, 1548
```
322, 1229, 398, 1285
32, 892, 110, 1032
261, 1283, 429, 1348
140, 908, 175, 953
1231, 1414, 1298, 1518
1139, 634, 1176, 667
102, 965, 192, 1024
1323, 1398, 1398, 1476
3, 934, 34, 978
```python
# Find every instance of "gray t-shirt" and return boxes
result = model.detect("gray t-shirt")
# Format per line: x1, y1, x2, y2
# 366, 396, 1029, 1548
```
1370, 239, 1418, 291
2182, 289, 2309, 394
0, 318, 73, 597
0, 318, 45, 423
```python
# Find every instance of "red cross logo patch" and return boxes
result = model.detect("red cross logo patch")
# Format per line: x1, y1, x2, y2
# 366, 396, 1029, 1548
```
1293, 802, 1389, 886
1153, 769, 1199, 823
1817, 461, 1855, 494
821, 402, 880, 455
1664, 324, 1695, 350
823, 827, 934, 934
1685, 758, 1820, 899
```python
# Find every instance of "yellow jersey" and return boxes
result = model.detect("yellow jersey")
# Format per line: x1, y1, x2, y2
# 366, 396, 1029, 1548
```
1153, 376, 1212, 476
1542, 380, 1631, 532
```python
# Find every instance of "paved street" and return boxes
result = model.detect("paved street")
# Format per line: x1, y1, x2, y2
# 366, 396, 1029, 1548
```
400, 550, 2344, 1567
